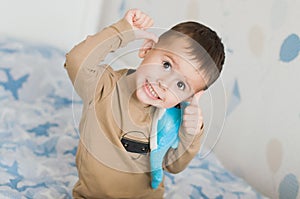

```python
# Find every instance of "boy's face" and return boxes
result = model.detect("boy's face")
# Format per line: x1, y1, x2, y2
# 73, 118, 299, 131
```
135, 38, 206, 108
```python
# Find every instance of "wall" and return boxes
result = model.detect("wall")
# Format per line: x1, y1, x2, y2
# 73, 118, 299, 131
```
0, 0, 103, 51
207, 1, 300, 198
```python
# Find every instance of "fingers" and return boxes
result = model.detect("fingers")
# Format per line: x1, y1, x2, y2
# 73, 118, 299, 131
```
124, 10, 135, 26
133, 10, 153, 29
181, 91, 204, 135
132, 9, 142, 22
134, 16, 154, 29
124, 9, 157, 43
183, 105, 203, 124
182, 114, 203, 130
182, 105, 203, 135
125, 9, 154, 30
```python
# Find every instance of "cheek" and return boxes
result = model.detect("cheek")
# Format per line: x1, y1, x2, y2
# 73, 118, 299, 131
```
135, 67, 147, 81
163, 92, 181, 107
137, 64, 150, 74
135, 87, 145, 101
167, 86, 188, 101
137, 65, 161, 80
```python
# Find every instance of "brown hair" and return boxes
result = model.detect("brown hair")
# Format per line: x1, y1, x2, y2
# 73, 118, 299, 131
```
158, 21, 225, 90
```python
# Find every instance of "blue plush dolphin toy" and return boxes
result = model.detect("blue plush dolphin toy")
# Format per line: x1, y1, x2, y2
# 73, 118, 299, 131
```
150, 102, 188, 189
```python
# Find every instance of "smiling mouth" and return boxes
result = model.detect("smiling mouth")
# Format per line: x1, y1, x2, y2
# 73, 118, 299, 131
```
144, 80, 161, 100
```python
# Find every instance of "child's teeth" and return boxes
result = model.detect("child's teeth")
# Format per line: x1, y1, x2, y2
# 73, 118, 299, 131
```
147, 82, 158, 98
151, 90, 157, 97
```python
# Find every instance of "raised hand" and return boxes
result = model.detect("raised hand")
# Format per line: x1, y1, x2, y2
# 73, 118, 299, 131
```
181, 91, 204, 135
124, 9, 158, 43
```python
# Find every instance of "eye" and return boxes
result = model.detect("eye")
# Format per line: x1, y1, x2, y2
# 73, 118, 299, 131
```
177, 81, 185, 90
162, 61, 171, 71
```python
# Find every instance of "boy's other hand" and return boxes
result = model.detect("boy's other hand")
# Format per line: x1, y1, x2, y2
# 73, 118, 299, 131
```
124, 9, 158, 43
181, 91, 204, 135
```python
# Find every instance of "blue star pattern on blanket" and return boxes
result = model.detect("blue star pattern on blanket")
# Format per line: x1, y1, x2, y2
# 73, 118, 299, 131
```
0, 68, 29, 100
27, 122, 59, 137
0, 38, 79, 198
0, 161, 47, 192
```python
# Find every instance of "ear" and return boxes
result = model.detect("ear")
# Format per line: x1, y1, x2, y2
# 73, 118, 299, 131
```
138, 39, 155, 58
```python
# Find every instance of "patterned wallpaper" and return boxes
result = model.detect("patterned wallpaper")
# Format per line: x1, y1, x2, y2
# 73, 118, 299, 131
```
217, 1, 300, 198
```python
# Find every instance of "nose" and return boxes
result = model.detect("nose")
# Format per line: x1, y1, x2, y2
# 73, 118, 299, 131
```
157, 68, 183, 91
158, 80, 167, 91
157, 71, 178, 91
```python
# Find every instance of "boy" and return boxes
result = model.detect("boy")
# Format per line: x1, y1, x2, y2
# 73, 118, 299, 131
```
65, 9, 225, 199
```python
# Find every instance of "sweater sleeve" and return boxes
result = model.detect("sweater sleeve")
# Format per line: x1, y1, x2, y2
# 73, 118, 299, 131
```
163, 124, 205, 174
64, 19, 135, 102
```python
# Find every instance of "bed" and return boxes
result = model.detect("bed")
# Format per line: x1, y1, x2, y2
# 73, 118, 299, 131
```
0, 37, 267, 199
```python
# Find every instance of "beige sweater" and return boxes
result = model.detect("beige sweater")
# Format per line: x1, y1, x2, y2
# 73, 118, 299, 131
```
64, 18, 204, 199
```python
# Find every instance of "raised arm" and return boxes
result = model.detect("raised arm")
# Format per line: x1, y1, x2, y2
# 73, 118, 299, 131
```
64, 9, 157, 85
64, 19, 133, 85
